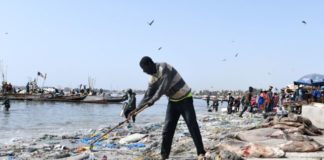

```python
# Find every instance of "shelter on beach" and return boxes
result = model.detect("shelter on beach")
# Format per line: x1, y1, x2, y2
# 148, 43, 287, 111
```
294, 73, 324, 86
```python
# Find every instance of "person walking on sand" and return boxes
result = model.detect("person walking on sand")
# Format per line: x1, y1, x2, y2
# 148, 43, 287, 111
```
122, 89, 136, 123
227, 93, 234, 114
133, 56, 206, 160
239, 86, 253, 118
234, 97, 241, 112
206, 94, 210, 108
212, 99, 219, 112
267, 86, 274, 112
258, 90, 265, 112
263, 90, 270, 112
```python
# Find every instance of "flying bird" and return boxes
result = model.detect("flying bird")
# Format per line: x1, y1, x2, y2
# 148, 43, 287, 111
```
4, 32, 8, 35
148, 20, 154, 26
267, 72, 272, 75
158, 47, 162, 50
222, 59, 226, 62
235, 53, 239, 57
302, 20, 307, 25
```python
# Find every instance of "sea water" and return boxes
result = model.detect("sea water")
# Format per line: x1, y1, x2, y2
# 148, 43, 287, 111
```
0, 95, 227, 144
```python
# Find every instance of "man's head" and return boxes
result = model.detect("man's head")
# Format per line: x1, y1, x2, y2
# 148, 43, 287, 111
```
139, 56, 157, 75
249, 86, 253, 92
127, 88, 133, 94
269, 86, 273, 91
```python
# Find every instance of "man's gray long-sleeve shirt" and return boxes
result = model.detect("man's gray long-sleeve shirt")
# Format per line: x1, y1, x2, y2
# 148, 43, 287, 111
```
138, 63, 191, 109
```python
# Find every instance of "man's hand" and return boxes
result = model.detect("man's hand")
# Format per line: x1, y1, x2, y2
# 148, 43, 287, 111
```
128, 102, 153, 119
128, 109, 138, 118
146, 101, 154, 107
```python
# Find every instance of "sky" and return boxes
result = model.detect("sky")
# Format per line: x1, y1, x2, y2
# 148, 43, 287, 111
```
0, 1, 324, 91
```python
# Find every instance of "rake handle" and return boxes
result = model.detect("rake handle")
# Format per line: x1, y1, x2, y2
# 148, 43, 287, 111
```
89, 105, 149, 150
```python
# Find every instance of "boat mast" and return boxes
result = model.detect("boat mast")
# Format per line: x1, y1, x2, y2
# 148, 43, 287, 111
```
88, 76, 96, 92
0, 60, 7, 83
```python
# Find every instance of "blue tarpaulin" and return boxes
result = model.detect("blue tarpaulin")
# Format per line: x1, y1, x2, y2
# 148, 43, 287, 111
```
294, 73, 324, 86
126, 143, 145, 149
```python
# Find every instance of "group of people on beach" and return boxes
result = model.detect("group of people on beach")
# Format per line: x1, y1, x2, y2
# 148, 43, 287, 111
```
202, 84, 324, 121
282, 85, 323, 104
208, 87, 255, 118
1, 81, 13, 94
204, 85, 282, 118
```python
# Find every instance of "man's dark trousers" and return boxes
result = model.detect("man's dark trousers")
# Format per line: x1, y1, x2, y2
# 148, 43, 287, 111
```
161, 97, 205, 158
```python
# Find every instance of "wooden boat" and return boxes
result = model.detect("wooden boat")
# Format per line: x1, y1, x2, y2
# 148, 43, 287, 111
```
82, 95, 108, 104
82, 94, 127, 104
36, 95, 87, 102
0, 93, 86, 102
106, 94, 128, 103
0, 93, 52, 101
0, 93, 125, 104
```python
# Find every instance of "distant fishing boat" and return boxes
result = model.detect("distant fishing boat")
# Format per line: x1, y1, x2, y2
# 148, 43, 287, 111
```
82, 94, 127, 104
0, 93, 86, 102
0, 93, 51, 101
36, 95, 87, 102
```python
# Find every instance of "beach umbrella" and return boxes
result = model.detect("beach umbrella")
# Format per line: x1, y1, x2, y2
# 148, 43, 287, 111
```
294, 73, 324, 86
